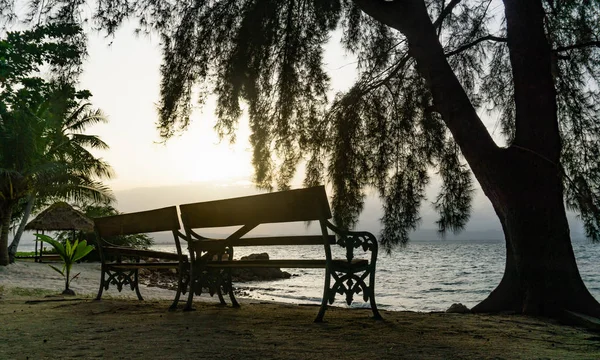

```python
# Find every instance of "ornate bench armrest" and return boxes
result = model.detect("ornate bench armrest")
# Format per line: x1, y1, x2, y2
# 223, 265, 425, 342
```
324, 220, 378, 262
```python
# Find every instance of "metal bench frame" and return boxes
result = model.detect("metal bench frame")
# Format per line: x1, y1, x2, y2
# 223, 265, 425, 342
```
94, 206, 189, 311
180, 186, 382, 322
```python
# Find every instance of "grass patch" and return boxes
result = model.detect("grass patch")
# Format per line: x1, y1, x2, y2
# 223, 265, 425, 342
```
9, 287, 58, 297
15, 251, 36, 257
16, 251, 58, 257
0, 285, 4, 298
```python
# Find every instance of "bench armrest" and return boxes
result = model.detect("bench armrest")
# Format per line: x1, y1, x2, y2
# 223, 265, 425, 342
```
324, 220, 378, 263
103, 246, 186, 262
188, 239, 228, 252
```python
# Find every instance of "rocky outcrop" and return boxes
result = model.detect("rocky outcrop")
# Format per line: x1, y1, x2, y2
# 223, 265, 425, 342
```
231, 253, 291, 281
138, 253, 291, 290
446, 303, 471, 313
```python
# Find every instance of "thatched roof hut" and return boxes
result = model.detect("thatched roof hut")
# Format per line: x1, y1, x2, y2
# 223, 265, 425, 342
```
25, 202, 94, 232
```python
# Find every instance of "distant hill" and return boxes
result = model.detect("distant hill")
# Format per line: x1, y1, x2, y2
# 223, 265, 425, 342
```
16, 180, 587, 246
112, 180, 587, 242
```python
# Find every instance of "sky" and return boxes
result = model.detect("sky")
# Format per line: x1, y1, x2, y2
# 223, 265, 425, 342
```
79, 22, 358, 192
80, 24, 255, 190
73, 22, 522, 236
4, 12, 586, 242
70, 20, 589, 241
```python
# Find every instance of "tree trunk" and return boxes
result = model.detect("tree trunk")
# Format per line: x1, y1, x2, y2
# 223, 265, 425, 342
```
8, 193, 36, 263
0, 202, 15, 266
472, 148, 600, 317
354, 0, 600, 318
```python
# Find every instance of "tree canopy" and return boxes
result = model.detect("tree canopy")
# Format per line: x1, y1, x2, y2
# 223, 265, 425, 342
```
3, 0, 600, 316
7, 0, 596, 249
0, 23, 114, 265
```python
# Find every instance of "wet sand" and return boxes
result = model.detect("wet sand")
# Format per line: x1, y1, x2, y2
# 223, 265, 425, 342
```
1, 291, 600, 359
1, 261, 600, 359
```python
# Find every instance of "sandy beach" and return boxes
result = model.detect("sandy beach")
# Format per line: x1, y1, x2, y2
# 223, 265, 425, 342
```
1, 261, 600, 359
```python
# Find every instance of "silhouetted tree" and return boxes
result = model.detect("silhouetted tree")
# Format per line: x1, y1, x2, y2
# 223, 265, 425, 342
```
0, 23, 113, 265
7, 0, 600, 318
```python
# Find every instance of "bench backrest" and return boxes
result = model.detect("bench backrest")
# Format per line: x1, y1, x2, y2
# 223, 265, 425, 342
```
94, 206, 180, 237
179, 185, 332, 229
93, 206, 184, 262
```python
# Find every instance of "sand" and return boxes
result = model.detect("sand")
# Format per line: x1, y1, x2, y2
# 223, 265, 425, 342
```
1, 261, 600, 359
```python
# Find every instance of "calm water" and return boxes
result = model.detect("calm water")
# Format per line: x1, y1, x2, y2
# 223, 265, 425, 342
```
148, 240, 600, 312
19, 239, 599, 311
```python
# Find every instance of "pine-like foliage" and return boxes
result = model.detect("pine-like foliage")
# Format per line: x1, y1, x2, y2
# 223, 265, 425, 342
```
7, 0, 599, 249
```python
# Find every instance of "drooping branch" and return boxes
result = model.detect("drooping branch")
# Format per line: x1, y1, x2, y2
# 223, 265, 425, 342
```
433, 0, 463, 32
445, 34, 507, 57
354, 0, 500, 177
358, 54, 411, 97
554, 40, 600, 52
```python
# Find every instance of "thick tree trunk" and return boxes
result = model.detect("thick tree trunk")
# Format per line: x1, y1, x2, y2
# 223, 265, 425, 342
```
470, 0, 600, 317
8, 193, 37, 263
0, 203, 15, 266
355, 0, 600, 318
473, 148, 600, 317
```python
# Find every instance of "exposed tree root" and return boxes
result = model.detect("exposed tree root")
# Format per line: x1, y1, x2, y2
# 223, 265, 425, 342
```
472, 274, 600, 331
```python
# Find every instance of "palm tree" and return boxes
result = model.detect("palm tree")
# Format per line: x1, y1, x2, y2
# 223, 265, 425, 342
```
0, 93, 48, 265
7, 86, 115, 262
0, 23, 101, 266
55, 200, 154, 253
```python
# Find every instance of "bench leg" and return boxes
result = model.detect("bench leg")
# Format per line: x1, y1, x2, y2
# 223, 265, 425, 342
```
217, 287, 227, 305
169, 289, 181, 311
169, 265, 187, 311
315, 269, 332, 323
228, 291, 239, 308
369, 270, 382, 320
226, 269, 240, 307
184, 264, 196, 311
133, 269, 144, 301
95, 269, 106, 301
206, 269, 227, 305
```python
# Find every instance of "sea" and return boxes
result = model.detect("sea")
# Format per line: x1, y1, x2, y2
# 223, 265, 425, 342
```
20, 239, 600, 312
153, 239, 600, 312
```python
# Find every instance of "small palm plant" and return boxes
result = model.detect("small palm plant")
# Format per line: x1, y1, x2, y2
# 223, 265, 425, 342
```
34, 233, 94, 295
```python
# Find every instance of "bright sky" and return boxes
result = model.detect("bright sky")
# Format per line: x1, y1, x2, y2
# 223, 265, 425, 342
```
80, 25, 252, 190
80, 23, 358, 191
4, 10, 586, 239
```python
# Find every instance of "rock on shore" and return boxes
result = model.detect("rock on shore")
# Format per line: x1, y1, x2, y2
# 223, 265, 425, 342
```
139, 253, 291, 290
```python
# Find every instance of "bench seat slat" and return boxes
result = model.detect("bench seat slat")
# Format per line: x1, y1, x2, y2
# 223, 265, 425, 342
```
103, 246, 185, 261
202, 258, 368, 269
190, 235, 336, 251
107, 262, 182, 270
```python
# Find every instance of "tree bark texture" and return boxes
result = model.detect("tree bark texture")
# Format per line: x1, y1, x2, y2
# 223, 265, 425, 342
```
8, 193, 36, 263
354, 0, 600, 317
473, 148, 600, 317
0, 202, 15, 266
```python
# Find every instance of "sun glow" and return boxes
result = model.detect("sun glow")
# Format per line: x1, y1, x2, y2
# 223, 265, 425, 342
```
80, 24, 255, 191
157, 117, 254, 184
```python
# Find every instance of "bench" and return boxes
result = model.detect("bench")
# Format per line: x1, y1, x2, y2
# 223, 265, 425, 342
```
179, 185, 382, 322
93, 206, 189, 311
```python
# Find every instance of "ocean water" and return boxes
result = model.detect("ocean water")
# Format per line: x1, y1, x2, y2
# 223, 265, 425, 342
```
150, 239, 600, 312
19, 239, 599, 312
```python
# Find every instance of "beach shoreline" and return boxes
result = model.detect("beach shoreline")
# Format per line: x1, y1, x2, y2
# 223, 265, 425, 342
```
2, 261, 600, 359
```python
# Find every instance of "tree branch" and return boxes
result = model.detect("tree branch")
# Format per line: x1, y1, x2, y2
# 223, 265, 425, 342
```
554, 41, 600, 52
433, 0, 463, 31
503, 0, 560, 160
445, 34, 507, 57
354, 0, 501, 177
359, 54, 411, 96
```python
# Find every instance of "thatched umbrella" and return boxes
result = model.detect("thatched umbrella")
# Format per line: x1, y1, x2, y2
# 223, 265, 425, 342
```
25, 202, 94, 262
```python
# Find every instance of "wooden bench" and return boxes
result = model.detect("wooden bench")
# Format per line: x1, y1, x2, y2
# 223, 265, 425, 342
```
94, 206, 189, 311
179, 185, 382, 322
